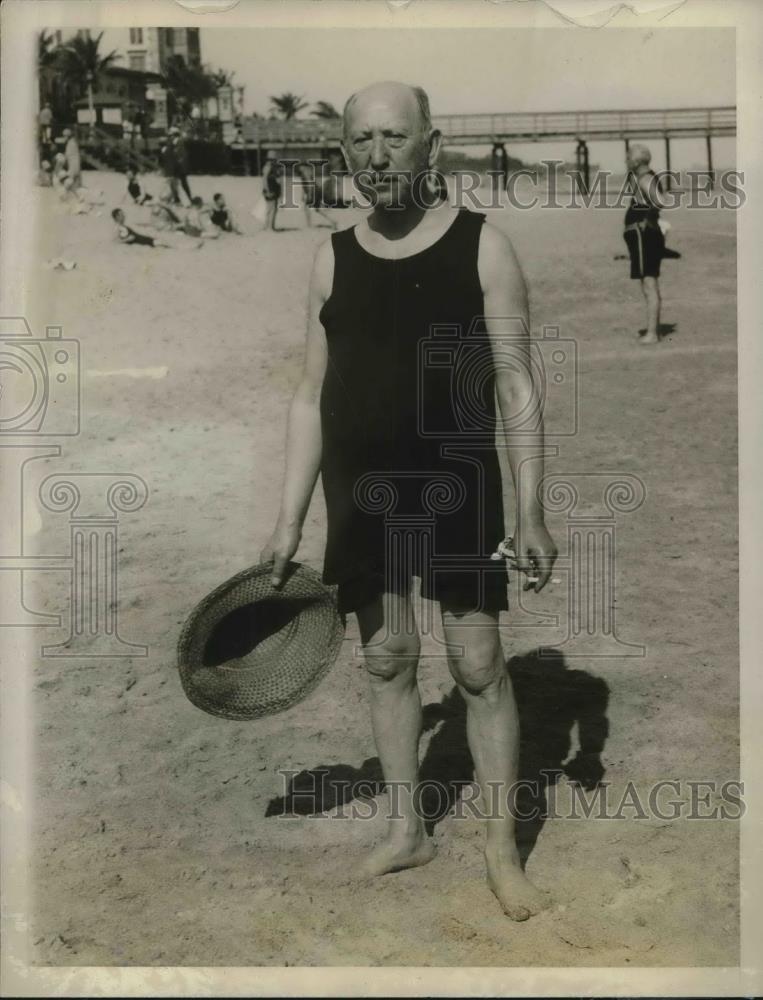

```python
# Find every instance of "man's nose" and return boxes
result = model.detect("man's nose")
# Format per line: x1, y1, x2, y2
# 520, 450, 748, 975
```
370, 137, 389, 169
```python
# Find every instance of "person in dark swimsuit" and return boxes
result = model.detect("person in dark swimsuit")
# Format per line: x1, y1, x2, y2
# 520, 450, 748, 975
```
623, 144, 667, 344
159, 135, 181, 205
209, 192, 242, 234
112, 208, 156, 246
125, 169, 152, 205
260, 82, 557, 922
261, 150, 283, 231
111, 207, 200, 249
171, 127, 193, 205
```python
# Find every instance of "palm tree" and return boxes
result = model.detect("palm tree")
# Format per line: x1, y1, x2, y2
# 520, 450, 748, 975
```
37, 30, 61, 111
210, 68, 236, 89
164, 55, 218, 130
61, 30, 119, 135
38, 30, 59, 72
269, 92, 309, 121
208, 69, 236, 119
310, 100, 340, 120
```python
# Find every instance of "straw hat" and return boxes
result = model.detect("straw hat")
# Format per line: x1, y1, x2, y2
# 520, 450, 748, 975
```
177, 562, 344, 720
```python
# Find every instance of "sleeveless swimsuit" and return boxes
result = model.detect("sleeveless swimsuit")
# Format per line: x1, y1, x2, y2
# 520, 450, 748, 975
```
624, 169, 664, 279
319, 209, 509, 615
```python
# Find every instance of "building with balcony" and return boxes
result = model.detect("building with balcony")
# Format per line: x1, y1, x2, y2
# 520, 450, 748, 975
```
112, 27, 201, 73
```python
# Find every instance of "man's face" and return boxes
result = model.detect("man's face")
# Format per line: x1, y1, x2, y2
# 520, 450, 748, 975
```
342, 85, 438, 209
627, 148, 648, 172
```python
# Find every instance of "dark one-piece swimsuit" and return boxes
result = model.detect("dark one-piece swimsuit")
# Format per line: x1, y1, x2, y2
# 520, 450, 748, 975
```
318, 208, 509, 615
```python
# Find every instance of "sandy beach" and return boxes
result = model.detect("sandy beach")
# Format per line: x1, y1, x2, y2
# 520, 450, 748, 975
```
26, 169, 738, 967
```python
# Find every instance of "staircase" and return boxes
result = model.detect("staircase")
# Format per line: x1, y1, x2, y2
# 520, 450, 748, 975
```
80, 126, 159, 174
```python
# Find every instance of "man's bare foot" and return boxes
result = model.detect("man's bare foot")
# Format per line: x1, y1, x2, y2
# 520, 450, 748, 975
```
359, 828, 436, 878
485, 844, 549, 921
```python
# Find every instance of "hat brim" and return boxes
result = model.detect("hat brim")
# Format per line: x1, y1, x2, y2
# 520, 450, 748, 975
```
177, 562, 344, 720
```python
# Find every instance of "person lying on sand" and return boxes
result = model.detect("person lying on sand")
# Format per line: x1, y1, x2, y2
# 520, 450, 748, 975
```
111, 208, 201, 249
149, 198, 186, 231
183, 196, 220, 239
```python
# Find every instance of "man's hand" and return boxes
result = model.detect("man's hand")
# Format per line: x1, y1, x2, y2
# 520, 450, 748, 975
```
259, 519, 301, 588
513, 521, 558, 592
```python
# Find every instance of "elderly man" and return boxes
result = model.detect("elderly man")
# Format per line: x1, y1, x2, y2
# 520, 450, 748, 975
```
623, 143, 667, 344
261, 81, 557, 921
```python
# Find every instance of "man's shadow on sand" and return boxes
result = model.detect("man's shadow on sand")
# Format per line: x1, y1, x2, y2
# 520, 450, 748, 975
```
266, 648, 610, 862
638, 322, 677, 340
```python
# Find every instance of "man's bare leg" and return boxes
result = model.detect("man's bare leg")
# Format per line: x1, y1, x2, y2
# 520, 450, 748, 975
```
640, 276, 660, 343
442, 607, 549, 921
356, 591, 435, 876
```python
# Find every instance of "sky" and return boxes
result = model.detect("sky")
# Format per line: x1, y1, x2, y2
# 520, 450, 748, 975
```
108, 26, 737, 172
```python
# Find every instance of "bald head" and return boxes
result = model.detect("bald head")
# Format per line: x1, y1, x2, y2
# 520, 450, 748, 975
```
628, 143, 652, 167
343, 81, 432, 139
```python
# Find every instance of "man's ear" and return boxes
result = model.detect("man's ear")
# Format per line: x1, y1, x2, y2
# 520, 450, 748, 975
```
428, 129, 443, 169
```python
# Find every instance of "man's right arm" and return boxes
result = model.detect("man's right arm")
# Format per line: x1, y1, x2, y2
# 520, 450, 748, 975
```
260, 238, 333, 586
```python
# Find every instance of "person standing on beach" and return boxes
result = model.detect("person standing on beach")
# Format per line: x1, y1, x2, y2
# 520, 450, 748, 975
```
491, 143, 509, 197
39, 103, 53, 148
261, 150, 282, 231
260, 81, 557, 921
62, 128, 82, 190
159, 133, 180, 204
171, 126, 193, 205
623, 143, 667, 344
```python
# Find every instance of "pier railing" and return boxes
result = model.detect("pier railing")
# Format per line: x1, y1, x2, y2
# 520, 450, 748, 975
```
241, 106, 736, 147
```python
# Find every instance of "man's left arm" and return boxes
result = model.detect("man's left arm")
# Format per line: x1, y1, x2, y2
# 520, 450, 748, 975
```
478, 222, 557, 591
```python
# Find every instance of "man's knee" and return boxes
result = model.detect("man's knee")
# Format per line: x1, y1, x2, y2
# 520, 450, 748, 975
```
449, 637, 505, 695
364, 634, 420, 683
